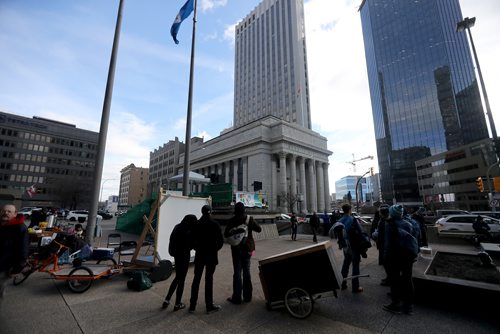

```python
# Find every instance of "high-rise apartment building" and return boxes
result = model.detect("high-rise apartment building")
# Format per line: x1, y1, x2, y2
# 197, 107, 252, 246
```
360, 0, 489, 204
234, 0, 311, 129
0, 111, 98, 209
118, 163, 148, 207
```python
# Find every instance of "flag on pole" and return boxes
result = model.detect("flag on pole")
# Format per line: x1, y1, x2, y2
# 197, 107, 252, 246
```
171, 0, 195, 44
26, 184, 36, 198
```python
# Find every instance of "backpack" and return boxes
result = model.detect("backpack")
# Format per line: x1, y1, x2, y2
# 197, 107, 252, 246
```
348, 218, 372, 254
394, 219, 419, 261
226, 215, 250, 247
127, 270, 153, 291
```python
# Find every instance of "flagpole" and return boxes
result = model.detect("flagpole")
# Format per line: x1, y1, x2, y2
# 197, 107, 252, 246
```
86, 0, 124, 245
182, 0, 197, 196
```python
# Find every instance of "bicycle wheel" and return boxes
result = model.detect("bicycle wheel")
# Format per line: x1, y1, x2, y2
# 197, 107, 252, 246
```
96, 257, 117, 266
12, 268, 35, 286
67, 266, 93, 293
284, 287, 314, 319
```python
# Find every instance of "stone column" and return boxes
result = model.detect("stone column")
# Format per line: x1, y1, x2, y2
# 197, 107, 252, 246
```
298, 157, 307, 214
279, 152, 287, 211
323, 163, 330, 212
242, 157, 248, 191
308, 159, 317, 212
289, 155, 297, 213
233, 159, 239, 192
316, 161, 325, 212
271, 156, 278, 211
225, 163, 230, 183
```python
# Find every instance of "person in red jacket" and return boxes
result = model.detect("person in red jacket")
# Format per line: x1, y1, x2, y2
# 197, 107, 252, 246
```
1, 204, 29, 305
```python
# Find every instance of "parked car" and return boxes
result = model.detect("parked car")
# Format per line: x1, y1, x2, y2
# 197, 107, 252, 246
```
66, 210, 102, 223
435, 215, 500, 233
18, 207, 41, 218
435, 209, 470, 219
471, 211, 500, 220
98, 210, 113, 220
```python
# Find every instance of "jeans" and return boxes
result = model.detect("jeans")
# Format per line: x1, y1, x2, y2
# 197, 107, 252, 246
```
231, 247, 252, 302
165, 253, 190, 305
341, 248, 361, 291
190, 261, 216, 308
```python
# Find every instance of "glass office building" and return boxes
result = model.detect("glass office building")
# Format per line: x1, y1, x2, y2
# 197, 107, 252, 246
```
359, 0, 489, 204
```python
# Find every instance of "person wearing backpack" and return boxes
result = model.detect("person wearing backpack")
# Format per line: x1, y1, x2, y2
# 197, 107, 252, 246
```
224, 202, 261, 304
162, 214, 197, 311
383, 204, 419, 315
338, 204, 364, 293
188, 205, 224, 314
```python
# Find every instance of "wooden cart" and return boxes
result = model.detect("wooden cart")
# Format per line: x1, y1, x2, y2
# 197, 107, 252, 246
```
259, 240, 344, 319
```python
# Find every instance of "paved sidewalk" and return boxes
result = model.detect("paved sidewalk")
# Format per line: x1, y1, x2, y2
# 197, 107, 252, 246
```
1, 225, 499, 333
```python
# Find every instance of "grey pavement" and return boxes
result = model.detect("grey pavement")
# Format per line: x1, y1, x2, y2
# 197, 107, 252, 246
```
1, 219, 499, 333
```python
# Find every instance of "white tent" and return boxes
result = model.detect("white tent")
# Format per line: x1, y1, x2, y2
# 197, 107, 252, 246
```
168, 171, 211, 184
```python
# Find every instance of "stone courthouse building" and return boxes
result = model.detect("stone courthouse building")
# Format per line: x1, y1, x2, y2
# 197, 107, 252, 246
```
177, 0, 332, 213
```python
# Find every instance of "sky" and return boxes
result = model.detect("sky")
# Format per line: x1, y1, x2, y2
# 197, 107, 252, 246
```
1, 0, 499, 201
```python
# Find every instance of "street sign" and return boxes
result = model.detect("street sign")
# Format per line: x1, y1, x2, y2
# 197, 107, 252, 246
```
489, 199, 499, 208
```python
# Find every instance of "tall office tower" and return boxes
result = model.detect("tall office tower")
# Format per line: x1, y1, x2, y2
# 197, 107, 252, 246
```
234, 0, 311, 129
359, 0, 489, 204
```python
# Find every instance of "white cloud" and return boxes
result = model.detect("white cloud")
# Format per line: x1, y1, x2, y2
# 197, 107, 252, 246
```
304, 0, 377, 192
223, 22, 237, 46
200, 0, 228, 12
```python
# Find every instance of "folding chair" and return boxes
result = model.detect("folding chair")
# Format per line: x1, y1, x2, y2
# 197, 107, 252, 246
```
118, 240, 137, 263
107, 233, 121, 249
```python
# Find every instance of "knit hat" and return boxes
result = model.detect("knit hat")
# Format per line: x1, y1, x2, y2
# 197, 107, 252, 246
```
389, 204, 404, 219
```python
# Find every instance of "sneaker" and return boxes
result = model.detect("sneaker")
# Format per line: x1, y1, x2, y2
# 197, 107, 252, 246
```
227, 297, 241, 305
188, 305, 196, 313
383, 303, 402, 315
173, 303, 186, 311
162, 300, 170, 310
206, 304, 221, 314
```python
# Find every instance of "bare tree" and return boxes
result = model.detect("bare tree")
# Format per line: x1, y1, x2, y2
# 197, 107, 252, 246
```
278, 191, 300, 213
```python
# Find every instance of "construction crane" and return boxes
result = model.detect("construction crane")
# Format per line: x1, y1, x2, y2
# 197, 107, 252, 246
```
346, 154, 374, 173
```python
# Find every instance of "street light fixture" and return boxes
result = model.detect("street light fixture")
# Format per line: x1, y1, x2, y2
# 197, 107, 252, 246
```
456, 17, 498, 157
99, 179, 116, 205
355, 170, 371, 213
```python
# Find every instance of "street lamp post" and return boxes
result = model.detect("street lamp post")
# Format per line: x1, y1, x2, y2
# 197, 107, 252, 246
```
99, 179, 115, 207
356, 170, 371, 213
456, 17, 498, 158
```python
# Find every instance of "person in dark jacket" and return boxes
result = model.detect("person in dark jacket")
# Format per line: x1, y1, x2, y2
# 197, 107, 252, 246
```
189, 205, 224, 314
309, 212, 320, 242
383, 204, 419, 315
371, 204, 390, 285
411, 207, 428, 247
1, 204, 29, 304
162, 214, 197, 311
224, 202, 261, 304
290, 213, 298, 241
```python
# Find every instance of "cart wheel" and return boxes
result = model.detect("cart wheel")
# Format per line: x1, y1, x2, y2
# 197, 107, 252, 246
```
97, 257, 117, 266
284, 287, 314, 319
13, 267, 34, 286
96, 257, 117, 278
67, 266, 93, 293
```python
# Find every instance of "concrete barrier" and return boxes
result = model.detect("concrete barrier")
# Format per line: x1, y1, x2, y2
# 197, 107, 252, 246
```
254, 223, 279, 241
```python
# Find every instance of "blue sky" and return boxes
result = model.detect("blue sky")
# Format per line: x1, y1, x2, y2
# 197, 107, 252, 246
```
1, 0, 499, 200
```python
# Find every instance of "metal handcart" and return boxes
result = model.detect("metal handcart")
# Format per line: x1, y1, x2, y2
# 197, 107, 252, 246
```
259, 240, 366, 319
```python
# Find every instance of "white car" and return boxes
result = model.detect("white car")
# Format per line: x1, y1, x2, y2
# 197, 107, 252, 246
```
435, 215, 500, 233
18, 207, 41, 218
66, 210, 102, 223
